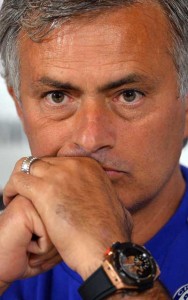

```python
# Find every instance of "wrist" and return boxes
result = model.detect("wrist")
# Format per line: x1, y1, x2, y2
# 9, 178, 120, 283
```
75, 240, 112, 280
107, 281, 171, 299
79, 238, 129, 280
81, 257, 103, 281
79, 242, 160, 300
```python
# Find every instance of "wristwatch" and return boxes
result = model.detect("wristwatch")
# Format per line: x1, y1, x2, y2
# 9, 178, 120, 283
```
78, 242, 160, 300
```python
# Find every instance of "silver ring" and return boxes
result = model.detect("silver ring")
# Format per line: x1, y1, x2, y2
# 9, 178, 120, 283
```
21, 156, 38, 174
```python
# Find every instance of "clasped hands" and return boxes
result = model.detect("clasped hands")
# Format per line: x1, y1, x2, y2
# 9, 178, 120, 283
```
1, 157, 132, 286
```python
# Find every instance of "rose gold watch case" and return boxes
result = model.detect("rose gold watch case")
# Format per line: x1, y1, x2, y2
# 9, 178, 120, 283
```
102, 248, 160, 290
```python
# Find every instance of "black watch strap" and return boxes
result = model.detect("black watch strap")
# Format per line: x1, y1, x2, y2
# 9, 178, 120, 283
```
78, 266, 116, 300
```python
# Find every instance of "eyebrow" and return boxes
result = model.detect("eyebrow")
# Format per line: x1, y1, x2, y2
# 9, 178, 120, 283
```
33, 77, 81, 92
98, 73, 153, 92
34, 73, 157, 93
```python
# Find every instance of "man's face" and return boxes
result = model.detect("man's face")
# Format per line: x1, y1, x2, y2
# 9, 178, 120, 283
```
15, 3, 188, 210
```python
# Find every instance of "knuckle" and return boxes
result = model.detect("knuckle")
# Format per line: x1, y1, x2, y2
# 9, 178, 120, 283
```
2, 197, 31, 227
11, 196, 31, 212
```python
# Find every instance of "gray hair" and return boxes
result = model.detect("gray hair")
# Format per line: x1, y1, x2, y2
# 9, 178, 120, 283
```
0, 0, 187, 101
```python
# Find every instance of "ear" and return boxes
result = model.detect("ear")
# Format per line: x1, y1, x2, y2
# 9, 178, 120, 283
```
7, 86, 24, 123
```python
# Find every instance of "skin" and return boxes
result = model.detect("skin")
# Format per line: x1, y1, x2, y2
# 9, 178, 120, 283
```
0, 196, 61, 282
14, 3, 188, 242
1, 1, 188, 299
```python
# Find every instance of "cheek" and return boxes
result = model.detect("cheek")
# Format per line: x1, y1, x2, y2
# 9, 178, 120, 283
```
118, 102, 185, 171
112, 106, 185, 207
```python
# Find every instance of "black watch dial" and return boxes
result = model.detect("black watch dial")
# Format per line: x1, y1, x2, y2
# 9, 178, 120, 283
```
113, 242, 157, 287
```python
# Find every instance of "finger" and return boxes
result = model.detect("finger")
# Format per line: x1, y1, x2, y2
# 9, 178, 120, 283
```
3, 172, 44, 206
25, 156, 70, 177
29, 254, 62, 274
29, 248, 61, 267
2, 194, 52, 256
2, 156, 39, 206
16, 156, 50, 177
3, 172, 56, 225
21, 156, 97, 177
27, 224, 53, 255
8, 156, 52, 182
41, 254, 62, 271
27, 237, 53, 255
3, 155, 54, 206
24, 254, 61, 279
11, 157, 39, 175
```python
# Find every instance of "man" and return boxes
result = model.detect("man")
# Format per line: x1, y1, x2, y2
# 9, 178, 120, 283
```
0, 0, 187, 299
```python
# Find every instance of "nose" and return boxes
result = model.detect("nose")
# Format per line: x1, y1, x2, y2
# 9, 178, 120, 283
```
72, 101, 115, 154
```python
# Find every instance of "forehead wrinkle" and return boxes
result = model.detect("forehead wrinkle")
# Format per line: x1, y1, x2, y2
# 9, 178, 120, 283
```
42, 5, 170, 59
19, 3, 172, 68
18, 3, 176, 99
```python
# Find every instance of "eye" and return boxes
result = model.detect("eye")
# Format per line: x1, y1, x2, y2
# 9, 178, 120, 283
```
45, 91, 70, 105
118, 90, 144, 104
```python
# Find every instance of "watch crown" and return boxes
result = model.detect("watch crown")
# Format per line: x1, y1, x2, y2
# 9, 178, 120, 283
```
104, 247, 111, 256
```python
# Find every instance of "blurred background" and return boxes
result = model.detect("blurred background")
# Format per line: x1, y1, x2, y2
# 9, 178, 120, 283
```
0, 76, 30, 190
